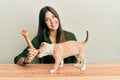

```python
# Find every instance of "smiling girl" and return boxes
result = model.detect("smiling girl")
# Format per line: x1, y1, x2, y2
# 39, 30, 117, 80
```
14, 6, 77, 64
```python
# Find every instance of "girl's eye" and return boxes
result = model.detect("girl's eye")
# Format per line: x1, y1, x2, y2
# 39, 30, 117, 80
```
45, 15, 56, 22
45, 18, 49, 22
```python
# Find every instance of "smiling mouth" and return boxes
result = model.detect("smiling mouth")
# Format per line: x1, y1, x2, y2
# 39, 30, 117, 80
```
51, 24, 56, 28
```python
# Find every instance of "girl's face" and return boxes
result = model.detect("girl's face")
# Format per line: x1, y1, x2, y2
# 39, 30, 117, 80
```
45, 11, 59, 31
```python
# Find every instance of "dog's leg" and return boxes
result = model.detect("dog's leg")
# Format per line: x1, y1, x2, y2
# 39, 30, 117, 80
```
80, 58, 86, 71
80, 53, 86, 71
74, 54, 81, 67
59, 59, 64, 68
50, 56, 61, 73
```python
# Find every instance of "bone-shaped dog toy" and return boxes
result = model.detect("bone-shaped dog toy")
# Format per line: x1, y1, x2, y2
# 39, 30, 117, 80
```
21, 29, 35, 63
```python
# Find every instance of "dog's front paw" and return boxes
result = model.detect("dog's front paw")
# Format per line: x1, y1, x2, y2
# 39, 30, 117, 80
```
81, 65, 86, 71
50, 69, 56, 73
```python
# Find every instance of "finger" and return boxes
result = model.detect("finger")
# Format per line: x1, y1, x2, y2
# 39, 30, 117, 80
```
29, 53, 35, 58
24, 57, 31, 63
28, 52, 36, 58
29, 55, 34, 61
26, 54, 34, 62
28, 48, 33, 52
28, 49, 35, 53
29, 51, 36, 56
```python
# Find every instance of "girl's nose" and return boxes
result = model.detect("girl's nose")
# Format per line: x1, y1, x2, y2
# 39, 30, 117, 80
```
50, 19, 54, 23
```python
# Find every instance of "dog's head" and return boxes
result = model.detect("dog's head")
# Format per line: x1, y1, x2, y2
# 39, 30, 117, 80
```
37, 42, 54, 58
39, 42, 48, 54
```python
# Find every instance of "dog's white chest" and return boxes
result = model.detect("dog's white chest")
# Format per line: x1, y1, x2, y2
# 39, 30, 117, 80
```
45, 44, 54, 54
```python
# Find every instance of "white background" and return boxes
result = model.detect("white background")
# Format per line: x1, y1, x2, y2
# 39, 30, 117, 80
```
0, 0, 120, 63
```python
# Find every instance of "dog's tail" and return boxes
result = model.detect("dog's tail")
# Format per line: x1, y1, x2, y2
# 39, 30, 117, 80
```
82, 31, 89, 44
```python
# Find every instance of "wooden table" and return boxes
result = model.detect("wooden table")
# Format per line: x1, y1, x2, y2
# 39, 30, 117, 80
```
0, 63, 120, 80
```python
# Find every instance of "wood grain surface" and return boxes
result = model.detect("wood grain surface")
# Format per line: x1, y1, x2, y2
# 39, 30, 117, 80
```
0, 63, 120, 80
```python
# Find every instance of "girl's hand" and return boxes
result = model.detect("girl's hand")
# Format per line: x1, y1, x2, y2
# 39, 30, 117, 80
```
25, 48, 39, 63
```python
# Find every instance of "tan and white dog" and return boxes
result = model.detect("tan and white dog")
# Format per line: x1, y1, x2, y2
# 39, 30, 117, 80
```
37, 31, 89, 73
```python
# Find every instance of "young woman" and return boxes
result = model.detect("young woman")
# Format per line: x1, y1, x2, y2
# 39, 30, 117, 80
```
14, 6, 77, 64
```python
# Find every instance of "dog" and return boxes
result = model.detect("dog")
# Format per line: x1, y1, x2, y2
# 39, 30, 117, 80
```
37, 31, 88, 73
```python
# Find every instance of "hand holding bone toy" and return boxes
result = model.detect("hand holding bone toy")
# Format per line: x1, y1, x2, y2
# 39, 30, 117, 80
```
21, 29, 38, 63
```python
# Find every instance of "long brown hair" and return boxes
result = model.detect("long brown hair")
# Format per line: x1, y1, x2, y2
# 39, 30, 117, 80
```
38, 6, 66, 43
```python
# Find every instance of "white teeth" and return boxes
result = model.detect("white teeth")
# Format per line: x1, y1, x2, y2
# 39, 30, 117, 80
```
52, 24, 55, 26
51, 24, 55, 27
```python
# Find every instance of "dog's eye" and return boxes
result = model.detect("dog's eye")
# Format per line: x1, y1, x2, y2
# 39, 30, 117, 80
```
40, 43, 44, 47
42, 43, 45, 46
